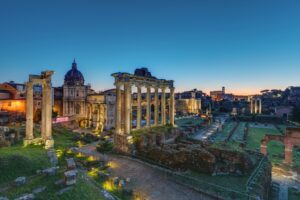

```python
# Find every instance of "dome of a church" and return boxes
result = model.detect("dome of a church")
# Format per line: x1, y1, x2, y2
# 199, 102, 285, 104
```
64, 59, 85, 86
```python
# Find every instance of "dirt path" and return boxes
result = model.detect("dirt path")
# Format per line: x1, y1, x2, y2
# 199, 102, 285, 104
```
78, 143, 215, 200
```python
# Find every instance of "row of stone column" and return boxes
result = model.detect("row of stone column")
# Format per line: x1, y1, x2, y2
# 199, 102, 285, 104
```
116, 82, 175, 135
25, 81, 52, 141
86, 103, 105, 132
250, 98, 262, 114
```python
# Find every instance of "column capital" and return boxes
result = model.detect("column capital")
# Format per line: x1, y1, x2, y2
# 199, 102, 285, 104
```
115, 81, 123, 87
161, 86, 166, 91
26, 81, 33, 88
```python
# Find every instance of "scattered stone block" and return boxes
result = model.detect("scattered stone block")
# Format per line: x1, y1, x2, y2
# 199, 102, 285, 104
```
14, 193, 34, 200
32, 186, 46, 194
118, 180, 125, 187
56, 187, 73, 195
98, 171, 110, 178
14, 177, 26, 186
101, 190, 115, 200
66, 158, 76, 170
112, 177, 119, 185
42, 167, 58, 176
54, 179, 64, 186
64, 170, 78, 186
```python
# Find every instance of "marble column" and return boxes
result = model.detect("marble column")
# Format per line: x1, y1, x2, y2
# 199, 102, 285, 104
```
96, 105, 100, 130
259, 99, 262, 114
154, 87, 159, 126
115, 82, 122, 134
146, 86, 151, 127
44, 83, 52, 140
124, 82, 132, 134
169, 87, 175, 126
161, 87, 166, 125
25, 82, 34, 140
137, 85, 142, 129
41, 85, 46, 138
250, 99, 253, 114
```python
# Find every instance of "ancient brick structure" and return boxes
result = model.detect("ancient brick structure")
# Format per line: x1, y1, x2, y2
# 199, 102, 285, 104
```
261, 127, 300, 164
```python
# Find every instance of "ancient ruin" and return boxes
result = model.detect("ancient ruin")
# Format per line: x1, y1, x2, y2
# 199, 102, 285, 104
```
112, 68, 175, 153
23, 71, 54, 149
250, 97, 262, 114
261, 127, 300, 164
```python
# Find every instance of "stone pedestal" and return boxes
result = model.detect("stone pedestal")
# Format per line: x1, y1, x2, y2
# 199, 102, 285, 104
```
45, 139, 54, 149
23, 139, 34, 147
113, 134, 133, 154
260, 144, 267, 155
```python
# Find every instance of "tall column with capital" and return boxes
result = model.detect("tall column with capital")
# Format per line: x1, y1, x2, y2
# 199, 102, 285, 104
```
41, 84, 46, 138
255, 99, 258, 114
124, 82, 132, 134
154, 87, 159, 126
88, 104, 92, 127
44, 82, 52, 140
169, 87, 175, 126
115, 82, 122, 134
250, 99, 253, 114
161, 87, 166, 125
25, 82, 34, 140
259, 99, 262, 114
146, 86, 151, 127
137, 85, 142, 129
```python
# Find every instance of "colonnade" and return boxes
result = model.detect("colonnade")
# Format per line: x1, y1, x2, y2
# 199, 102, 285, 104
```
115, 82, 175, 135
250, 98, 262, 114
24, 71, 54, 149
85, 103, 106, 132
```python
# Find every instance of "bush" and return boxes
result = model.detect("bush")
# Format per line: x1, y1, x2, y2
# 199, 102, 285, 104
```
96, 140, 113, 154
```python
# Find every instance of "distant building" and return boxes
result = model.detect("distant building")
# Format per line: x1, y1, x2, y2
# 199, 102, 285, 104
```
175, 89, 202, 115
275, 106, 293, 120
62, 59, 91, 118
210, 86, 224, 101
287, 86, 300, 106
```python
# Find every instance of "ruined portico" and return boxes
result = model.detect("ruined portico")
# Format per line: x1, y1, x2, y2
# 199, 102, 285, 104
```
250, 97, 262, 114
112, 68, 175, 153
24, 71, 54, 149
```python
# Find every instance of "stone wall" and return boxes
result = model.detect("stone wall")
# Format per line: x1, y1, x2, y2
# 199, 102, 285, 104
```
135, 137, 255, 175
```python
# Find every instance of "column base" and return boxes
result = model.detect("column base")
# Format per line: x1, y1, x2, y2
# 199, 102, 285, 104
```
23, 139, 34, 147
44, 139, 54, 149
113, 133, 133, 155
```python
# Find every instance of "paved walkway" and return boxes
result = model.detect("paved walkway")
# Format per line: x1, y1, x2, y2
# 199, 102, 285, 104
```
272, 167, 300, 200
78, 143, 215, 200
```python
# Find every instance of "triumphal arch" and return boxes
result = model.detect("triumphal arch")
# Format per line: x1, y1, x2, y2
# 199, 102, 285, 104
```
261, 127, 300, 164
112, 68, 175, 153
24, 70, 54, 149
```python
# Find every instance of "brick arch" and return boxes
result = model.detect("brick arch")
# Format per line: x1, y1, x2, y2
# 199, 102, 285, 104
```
261, 127, 300, 164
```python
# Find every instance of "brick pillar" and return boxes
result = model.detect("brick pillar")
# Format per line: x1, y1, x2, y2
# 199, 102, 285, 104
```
285, 141, 293, 164
261, 142, 267, 155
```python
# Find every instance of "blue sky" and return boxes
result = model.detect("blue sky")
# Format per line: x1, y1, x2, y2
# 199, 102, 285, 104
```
0, 0, 299, 94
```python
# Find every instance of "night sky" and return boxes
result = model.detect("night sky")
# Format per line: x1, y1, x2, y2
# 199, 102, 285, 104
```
0, 0, 299, 94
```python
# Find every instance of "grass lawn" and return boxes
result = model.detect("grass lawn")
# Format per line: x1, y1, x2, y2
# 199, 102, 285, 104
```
175, 117, 203, 128
246, 126, 300, 170
0, 145, 50, 185
288, 188, 300, 200
180, 171, 251, 199
246, 127, 282, 151
1, 169, 106, 200
214, 121, 237, 142
0, 127, 106, 200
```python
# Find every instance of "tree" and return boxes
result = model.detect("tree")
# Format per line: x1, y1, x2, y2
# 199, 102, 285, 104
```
291, 106, 300, 123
